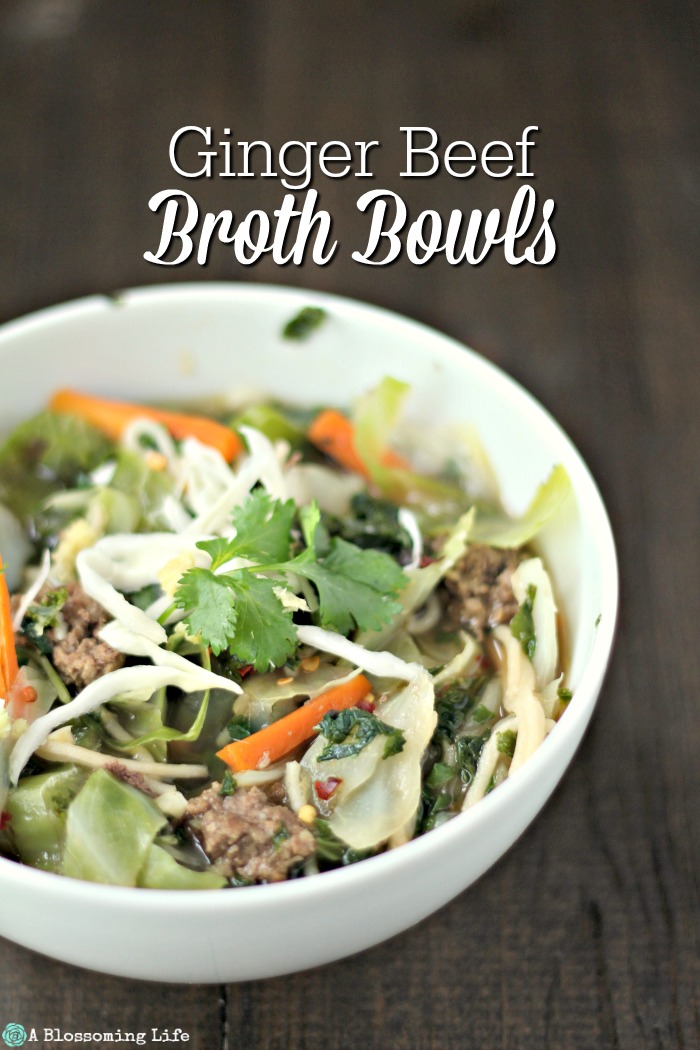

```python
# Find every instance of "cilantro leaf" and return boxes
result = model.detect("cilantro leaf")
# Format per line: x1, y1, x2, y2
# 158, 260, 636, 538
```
174, 568, 238, 655
223, 571, 297, 671
382, 729, 406, 759
295, 538, 406, 634
510, 583, 537, 660
197, 491, 296, 568
325, 537, 406, 593
315, 707, 406, 762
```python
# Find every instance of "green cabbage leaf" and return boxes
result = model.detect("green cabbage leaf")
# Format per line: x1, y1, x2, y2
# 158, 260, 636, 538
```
470, 465, 571, 548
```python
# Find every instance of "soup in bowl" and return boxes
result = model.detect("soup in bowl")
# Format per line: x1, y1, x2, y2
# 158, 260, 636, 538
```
0, 284, 617, 982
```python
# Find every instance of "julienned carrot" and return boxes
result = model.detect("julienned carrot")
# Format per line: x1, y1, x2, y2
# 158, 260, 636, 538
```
217, 674, 372, 772
0, 556, 19, 698
50, 389, 244, 463
307, 409, 409, 479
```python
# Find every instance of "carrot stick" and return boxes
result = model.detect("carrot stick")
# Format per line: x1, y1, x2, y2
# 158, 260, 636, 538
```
217, 674, 372, 772
0, 556, 19, 696
49, 388, 244, 463
307, 409, 409, 478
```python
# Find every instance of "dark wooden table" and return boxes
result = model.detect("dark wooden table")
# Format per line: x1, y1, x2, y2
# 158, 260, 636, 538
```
0, 2, 698, 1047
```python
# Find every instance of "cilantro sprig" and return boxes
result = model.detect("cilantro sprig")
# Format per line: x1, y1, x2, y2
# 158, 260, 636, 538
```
174, 490, 407, 671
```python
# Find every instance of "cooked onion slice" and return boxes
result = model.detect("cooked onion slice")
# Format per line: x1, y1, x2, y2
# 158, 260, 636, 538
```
301, 669, 436, 850
510, 556, 558, 691
493, 624, 546, 774
36, 728, 208, 781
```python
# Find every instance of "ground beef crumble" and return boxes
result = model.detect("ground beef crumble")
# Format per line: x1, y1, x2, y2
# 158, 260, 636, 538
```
441, 544, 523, 640
47, 582, 125, 689
184, 784, 316, 883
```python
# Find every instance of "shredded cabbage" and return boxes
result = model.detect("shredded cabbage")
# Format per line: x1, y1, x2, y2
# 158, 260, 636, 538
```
9, 664, 240, 784
296, 624, 422, 681
470, 464, 571, 548
63, 769, 167, 885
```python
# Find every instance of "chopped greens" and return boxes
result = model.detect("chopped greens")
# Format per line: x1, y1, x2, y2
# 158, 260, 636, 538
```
418, 675, 498, 833
434, 677, 488, 737
271, 824, 291, 849
283, 305, 327, 341
456, 732, 490, 786
219, 771, 238, 796
425, 761, 456, 789
312, 818, 369, 867
227, 715, 252, 742
72, 714, 104, 750
315, 707, 406, 762
496, 729, 517, 757
510, 582, 537, 659
471, 703, 494, 724
20, 588, 67, 655
324, 492, 413, 560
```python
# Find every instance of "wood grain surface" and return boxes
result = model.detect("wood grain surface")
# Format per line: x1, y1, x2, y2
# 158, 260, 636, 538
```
0, 2, 698, 1048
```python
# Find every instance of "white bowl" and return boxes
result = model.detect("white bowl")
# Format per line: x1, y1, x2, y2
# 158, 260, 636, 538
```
0, 284, 617, 983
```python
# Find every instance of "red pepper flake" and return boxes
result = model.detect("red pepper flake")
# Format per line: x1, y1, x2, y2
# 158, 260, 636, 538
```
420, 554, 437, 568
356, 698, 375, 713
314, 777, 342, 801
239, 665, 254, 678
21, 686, 37, 704
0, 811, 11, 831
